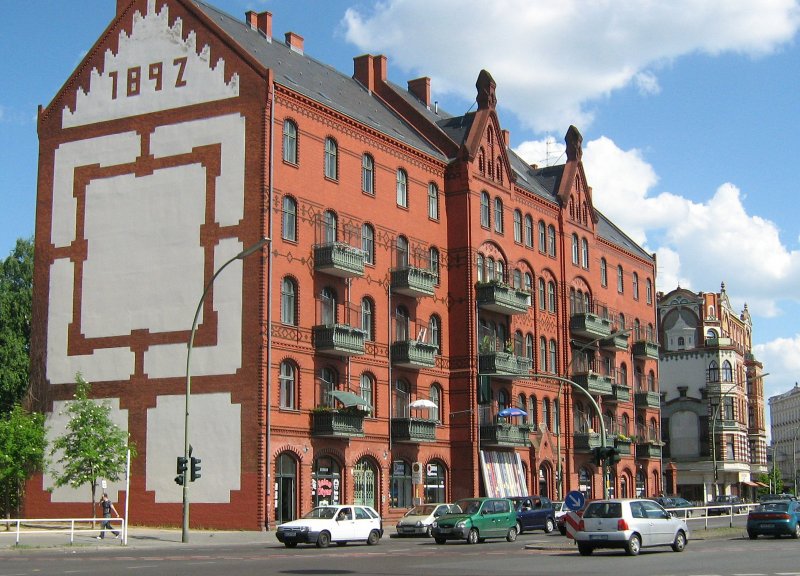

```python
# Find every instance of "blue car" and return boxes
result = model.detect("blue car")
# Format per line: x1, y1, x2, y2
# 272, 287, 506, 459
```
747, 500, 800, 539
509, 496, 556, 534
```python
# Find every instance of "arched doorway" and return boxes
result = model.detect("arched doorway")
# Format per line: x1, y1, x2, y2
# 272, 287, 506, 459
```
538, 463, 552, 497
312, 455, 341, 506
353, 458, 378, 510
275, 452, 298, 524
636, 469, 646, 497
423, 460, 447, 503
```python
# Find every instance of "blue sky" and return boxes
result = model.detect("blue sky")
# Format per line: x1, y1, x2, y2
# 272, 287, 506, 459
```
2, 0, 800, 411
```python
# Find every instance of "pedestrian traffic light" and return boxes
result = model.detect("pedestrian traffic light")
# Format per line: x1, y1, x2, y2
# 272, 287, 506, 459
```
190, 456, 202, 482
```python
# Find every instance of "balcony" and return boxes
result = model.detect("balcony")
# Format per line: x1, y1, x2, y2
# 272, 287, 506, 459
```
314, 242, 365, 278
391, 266, 436, 297
614, 437, 633, 456
572, 372, 614, 396
604, 384, 631, 403
475, 282, 530, 315
632, 340, 659, 359
573, 432, 601, 451
635, 441, 662, 459
312, 324, 365, 357
478, 352, 533, 380
705, 336, 732, 348
311, 410, 365, 438
480, 423, 531, 447
391, 418, 437, 443
391, 340, 437, 369
600, 332, 629, 351
634, 390, 661, 409
569, 312, 612, 341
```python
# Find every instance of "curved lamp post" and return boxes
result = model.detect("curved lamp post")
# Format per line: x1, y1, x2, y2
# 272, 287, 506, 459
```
182, 237, 269, 543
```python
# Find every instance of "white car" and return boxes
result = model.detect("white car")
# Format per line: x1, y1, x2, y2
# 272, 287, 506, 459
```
396, 503, 460, 537
276, 505, 383, 548
574, 498, 690, 556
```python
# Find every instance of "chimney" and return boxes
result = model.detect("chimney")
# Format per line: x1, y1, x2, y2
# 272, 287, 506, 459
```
285, 32, 304, 54
372, 55, 387, 83
407, 77, 431, 107
502, 129, 510, 147
246, 10, 273, 40
353, 55, 375, 92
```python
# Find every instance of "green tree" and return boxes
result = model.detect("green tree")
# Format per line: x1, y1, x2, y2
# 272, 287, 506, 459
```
0, 237, 34, 413
0, 405, 46, 520
50, 374, 135, 518
757, 467, 783, 498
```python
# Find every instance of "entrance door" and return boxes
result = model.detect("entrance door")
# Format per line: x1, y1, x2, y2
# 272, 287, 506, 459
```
353, 459, 377, 510
275, 453, 297, 524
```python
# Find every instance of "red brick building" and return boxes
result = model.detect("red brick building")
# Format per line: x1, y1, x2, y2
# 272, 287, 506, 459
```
28, 0, 661, 529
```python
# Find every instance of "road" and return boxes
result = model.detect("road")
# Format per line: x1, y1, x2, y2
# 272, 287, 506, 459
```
2, 520, 799, 576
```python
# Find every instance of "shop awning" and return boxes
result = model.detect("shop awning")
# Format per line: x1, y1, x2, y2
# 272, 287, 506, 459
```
755, 481, 770, 488
743, 481, 759, 487
328, 390, 369, 407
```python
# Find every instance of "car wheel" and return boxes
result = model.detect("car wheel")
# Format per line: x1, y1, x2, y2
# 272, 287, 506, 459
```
672, 530, 687, 552
316, 531, 330, 548
625, 533, 641, 556
793, 524, 800, 539
544, 518, 555, 534
515, 522, 523, 535
284, 541, 297, 548
577, 543, 593, 556
748, 531, 757, 540
467, 528, 479, 545
434, 537, 446, 545
506, 526, 517, 542
366, 530, 380, 546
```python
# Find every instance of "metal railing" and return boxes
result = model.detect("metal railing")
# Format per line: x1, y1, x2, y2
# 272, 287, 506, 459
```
0, 517, 126, 546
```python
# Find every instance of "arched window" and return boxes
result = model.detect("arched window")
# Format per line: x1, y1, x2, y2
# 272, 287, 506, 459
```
494, 197, 504, 233
281, 277, 297, 325
486, 257, 496, 282
429, 314, 441, 350
547, 225, 556, 256
525, 333, 534, 359
279, 360, 297, 409
517, 393, 527, 424
538, 220, 547, 252
549, 339, 557, 374
646, 278, 653, 304
543, 398, 551, 429
547, 281, 556, 312
524, 272, 532, 294
395, 305, 410, 342
361, 297, 373, 340
513, 210, 522, 242
632, 272, 639, 300
647, 370, 656, 392
600, 258, 607, 287
514, 330, 524, 356
619, 363, 628, 386
539, 336, 547, 372
323, 210, 337, 244
396, 169, 408, 207
622, 413, 630, 436
498, 389, 510, 411
362, 223, 374, 265
396, 236, 409, 268
360, 373, 374, 416
529, 394, 539, 427
324, 137, 338, 180
319, 367, 337, 408
430, 384, 442, 422
362, 154, 374, 194
722, 360, 733, 381
512, 269, 522, 289
429, 247, 440, 280
617, 265, 624, 293
496, 259, 505, 282
282, 119, 298, 164
480, 192, 490, 227
581, 237, 589, 268
538, 278, 546, 310
476, 253, 485, 282
320, 286, 336, 325
390, 460, 413, 508
633, 318, 641, 340
524, 215, 533, 247
282, 195, 297, 241
553, 398, 560, 433
571, 233, 579, 264
428, 183, 439, 219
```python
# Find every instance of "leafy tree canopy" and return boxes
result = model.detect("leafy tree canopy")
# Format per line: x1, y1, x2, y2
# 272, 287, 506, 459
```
0, 237, 34, 413
50, 374, 136, 516
0, 404, 46, 518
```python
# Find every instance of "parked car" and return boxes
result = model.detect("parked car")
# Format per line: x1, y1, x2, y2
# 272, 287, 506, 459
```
758, 493, 797, 502
747, 500, 800, 539
509, 495, 556, 534
553, 501, 567, 522
574, 498, 690, 556
654, 496, 696, 517
431, 497, 517, 544
395, 503, 459, 537
707, 495, 746, 516
275, 505, 383, 548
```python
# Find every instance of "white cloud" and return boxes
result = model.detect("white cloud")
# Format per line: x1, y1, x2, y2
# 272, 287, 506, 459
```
342, 0, 800, 132
754, 337, 800, 404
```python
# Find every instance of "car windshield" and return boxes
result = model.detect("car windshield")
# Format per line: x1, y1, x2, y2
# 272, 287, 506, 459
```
455, 499, 482, 515
406, 505, 437, 516
584, 502, 622, 519
757, 502, 789, 512
302, 507, 338, 520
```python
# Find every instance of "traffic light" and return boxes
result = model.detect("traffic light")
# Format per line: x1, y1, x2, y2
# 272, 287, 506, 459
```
593, 446, 621, 466
190, 456, 202, 482
606, 446, 621, 464
175, 456, 188, 485
593, 446, 605, 466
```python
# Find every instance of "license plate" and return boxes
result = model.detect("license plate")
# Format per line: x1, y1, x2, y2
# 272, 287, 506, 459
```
760, 523, 774, 528
283, 533, 296, 539
589, 534, 608, 540
438, 527, 452, 533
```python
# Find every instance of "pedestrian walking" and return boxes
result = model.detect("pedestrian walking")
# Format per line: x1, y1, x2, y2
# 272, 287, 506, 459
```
96, 493, 121, 539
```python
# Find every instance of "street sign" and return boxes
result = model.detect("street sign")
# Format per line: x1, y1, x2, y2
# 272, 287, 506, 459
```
564, 511, 582, 540
565, 490, 585, 511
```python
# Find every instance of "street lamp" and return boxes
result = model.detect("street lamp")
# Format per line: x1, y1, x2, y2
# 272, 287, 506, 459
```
182, 237, 269, 543
552, 329, 630, 499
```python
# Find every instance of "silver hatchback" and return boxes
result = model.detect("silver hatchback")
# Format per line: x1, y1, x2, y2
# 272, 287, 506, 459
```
574, 498, 690, 556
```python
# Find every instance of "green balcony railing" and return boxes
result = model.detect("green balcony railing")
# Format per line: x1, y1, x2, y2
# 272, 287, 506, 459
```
314, 242, 365, 278
391, 266, 436, 297
573, 432, 601, 451
312, 324, 365, 357
572, 372, 614, 396
632, 340, 659, 359
480, 423, 531, 447
634, 390, 661, 409
600, 332, 629, 351
635, 441, 662, 459
478, 352, 533, 380
614, 437, 633, 455
605, 384, 631, 403
569, 312, 612, 340
391, 418, 437, 443
311, 410, 365, 438
475, 282, 530, 315
391, 340, 437, 368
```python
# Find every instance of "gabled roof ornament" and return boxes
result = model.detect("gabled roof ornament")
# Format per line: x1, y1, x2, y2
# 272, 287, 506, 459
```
476, 69, 496, 110
565, 125, 583, 161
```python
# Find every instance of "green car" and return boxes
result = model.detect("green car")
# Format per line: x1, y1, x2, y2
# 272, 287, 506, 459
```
431, 497, 517, 544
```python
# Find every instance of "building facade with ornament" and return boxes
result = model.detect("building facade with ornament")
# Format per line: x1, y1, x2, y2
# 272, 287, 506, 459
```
28, 0, 661, 529
768, 384, 800, 493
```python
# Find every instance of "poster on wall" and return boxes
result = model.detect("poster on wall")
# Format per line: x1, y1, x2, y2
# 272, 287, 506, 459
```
480, 450, 527, 497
